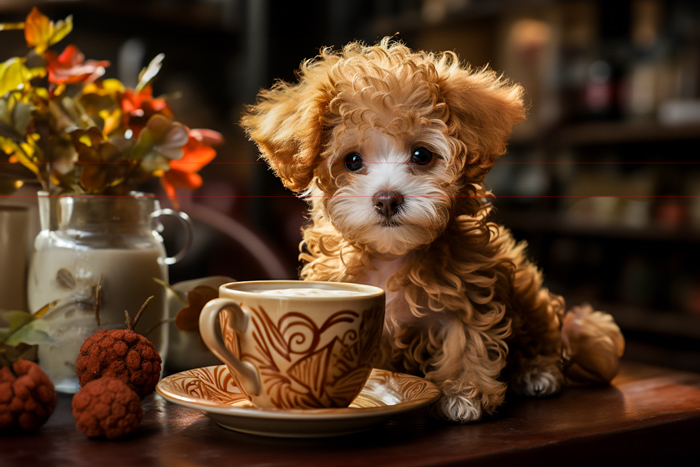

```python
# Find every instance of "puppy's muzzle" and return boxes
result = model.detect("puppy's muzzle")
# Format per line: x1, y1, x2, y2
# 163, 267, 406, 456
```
373, 191, 404, 218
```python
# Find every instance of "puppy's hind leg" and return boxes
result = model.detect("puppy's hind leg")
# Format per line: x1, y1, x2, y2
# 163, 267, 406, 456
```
509, 288, 567, 398
511, 354, 564, 397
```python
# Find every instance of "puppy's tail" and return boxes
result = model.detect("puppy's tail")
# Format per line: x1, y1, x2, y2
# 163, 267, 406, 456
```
561, 304, 625, 384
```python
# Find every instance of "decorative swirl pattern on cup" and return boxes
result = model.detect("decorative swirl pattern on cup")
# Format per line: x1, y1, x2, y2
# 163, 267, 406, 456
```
218, 303, 384, 409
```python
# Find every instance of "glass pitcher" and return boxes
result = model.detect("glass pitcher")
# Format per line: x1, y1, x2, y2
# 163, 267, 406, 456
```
27, 192, 191, 393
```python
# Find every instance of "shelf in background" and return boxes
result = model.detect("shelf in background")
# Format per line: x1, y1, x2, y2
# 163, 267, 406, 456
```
603, 303, 700, 341
552, 120, 700, 146
605, 303, 700, 373
509, 120, 700, 147
492, 210, 700, 243
370, 0, 553, 35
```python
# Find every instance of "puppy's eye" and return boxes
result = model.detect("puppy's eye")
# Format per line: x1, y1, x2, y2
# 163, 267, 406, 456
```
411, 147, 433, 165
344, 153, 364, 172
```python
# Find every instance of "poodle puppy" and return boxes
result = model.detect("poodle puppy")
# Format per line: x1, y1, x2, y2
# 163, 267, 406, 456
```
240, 38, 625, 423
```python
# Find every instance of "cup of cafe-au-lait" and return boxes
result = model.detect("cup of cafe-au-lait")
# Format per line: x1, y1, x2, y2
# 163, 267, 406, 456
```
199, 280, 385, 409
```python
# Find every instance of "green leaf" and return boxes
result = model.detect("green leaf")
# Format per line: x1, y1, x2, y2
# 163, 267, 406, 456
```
0, 343, 37, 366
6, 319, 50, 346
0, 119, 25, 142
12, 100, 35, 134
0, 310, 34, 337
136, 54, 165, 92
0, 96, 9, 124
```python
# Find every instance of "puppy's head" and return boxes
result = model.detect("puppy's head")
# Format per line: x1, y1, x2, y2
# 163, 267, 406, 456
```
241, 38, 524, 255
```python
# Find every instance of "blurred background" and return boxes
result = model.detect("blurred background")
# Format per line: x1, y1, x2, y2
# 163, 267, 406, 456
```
1, 0, 699, 372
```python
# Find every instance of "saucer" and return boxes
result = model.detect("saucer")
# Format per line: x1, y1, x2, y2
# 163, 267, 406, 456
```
156, 365, 441, 438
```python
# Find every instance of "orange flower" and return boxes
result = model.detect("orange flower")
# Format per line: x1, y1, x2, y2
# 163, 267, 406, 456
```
46, 45, 110, 85
119, 86, 172, 137
161, 129, 220, 208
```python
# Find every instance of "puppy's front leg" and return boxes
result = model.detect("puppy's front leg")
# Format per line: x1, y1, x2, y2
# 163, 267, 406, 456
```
427, 318, 509, 423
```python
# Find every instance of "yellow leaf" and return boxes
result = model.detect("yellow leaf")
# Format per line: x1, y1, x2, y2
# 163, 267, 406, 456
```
100, 108, 122, 136
79, 134, 92, 147
103, 79, 126, 94
107, 177, 126, 188
0, 58, 30, 96
56, 84, 67, 98
82, 79, 125, 97
3, 140, 38, 175
35, 87, 50, 100
26, 66, 47, 80
48, 15, 73, 47
22, 139, 40, 157
0, 22, 25, 31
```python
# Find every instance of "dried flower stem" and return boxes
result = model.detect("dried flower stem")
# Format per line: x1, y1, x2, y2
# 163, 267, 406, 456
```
131, 296, 154, 331
94, 274, 103, 326
153, 277, 186, 304
142, 317, 175, 339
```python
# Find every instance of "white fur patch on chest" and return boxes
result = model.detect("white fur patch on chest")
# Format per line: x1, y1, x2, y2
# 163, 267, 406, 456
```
354, 254, 425, 330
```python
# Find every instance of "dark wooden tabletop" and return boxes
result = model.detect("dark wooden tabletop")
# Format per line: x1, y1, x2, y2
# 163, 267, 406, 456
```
2, 360, 699, 467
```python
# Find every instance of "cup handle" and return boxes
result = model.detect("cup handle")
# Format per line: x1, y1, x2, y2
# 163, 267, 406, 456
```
199, 298, 261, 397
152, 209, 193, 265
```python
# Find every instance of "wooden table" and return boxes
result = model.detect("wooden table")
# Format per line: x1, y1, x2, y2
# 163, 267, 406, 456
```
2, 360, 699, 466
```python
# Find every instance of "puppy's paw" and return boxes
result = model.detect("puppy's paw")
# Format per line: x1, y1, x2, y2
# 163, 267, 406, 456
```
518, 369, 562, 397
431, 394, 482, 423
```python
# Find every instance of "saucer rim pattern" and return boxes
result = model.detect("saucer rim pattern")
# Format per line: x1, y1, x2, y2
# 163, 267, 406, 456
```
156, 365, 441, 421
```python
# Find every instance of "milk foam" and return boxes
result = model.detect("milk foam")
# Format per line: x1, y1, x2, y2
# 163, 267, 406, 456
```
250, 287, 366, 297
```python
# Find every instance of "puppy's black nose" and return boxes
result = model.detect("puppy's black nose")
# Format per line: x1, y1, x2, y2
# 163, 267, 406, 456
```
373, 191, 404, 218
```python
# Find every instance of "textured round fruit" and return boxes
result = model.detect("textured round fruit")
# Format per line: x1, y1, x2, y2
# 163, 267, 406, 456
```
0, 359, 58, 431
76, 329, 162, 399
72, 377, 143, 439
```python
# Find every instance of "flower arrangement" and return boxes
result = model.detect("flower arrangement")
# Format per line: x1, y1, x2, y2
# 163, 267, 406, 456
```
0, 8, 222, 208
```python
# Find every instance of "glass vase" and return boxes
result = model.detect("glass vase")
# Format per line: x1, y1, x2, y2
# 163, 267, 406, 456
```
27, 192, 191, 393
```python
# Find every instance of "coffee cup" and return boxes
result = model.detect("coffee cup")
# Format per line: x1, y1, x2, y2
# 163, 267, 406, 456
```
199, 280, 385, 409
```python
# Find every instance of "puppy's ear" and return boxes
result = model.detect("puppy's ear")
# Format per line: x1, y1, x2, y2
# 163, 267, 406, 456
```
240, 73, 329, 192
439, 62, 525, 181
